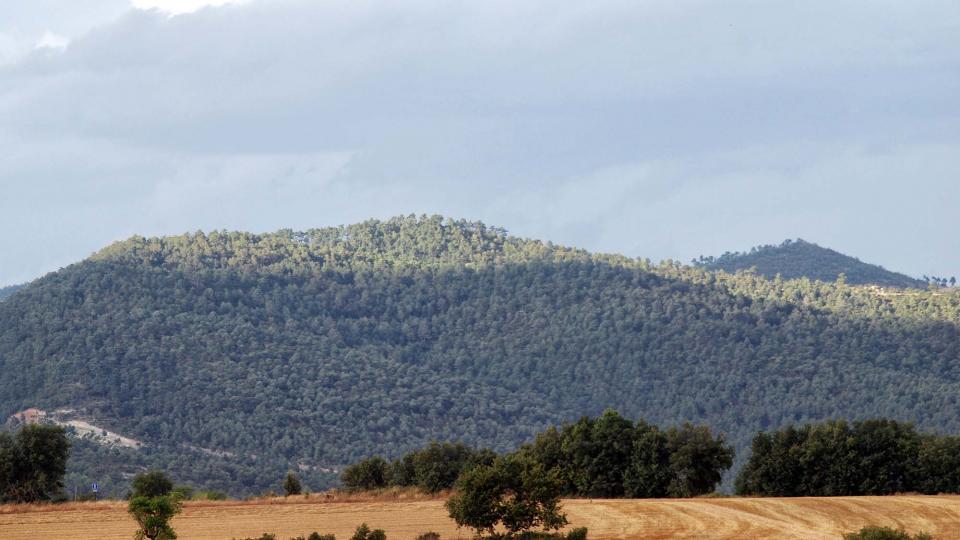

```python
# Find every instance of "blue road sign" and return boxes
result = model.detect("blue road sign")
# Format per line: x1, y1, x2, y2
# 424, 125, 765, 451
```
92, 482, 99, 493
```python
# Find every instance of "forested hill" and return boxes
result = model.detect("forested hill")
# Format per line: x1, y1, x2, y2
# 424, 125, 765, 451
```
693, 239, 926, 289
0, 284, 24, 301
1, 216, 959, 496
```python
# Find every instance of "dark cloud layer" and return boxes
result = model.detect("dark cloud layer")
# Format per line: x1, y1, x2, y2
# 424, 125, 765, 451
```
1, 0, 958, 284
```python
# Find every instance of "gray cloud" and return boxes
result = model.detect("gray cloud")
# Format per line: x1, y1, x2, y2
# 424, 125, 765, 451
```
1, 0, 958, 284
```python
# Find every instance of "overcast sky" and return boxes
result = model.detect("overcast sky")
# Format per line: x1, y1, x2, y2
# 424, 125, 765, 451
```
1, 0, 958, 285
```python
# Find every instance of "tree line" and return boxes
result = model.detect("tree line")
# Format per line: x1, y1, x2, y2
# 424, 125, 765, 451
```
736, 418, 960, 496
342, 410, 734, 499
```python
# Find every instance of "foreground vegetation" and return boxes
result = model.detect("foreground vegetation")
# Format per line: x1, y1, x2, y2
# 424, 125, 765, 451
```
2, 216, 959, 494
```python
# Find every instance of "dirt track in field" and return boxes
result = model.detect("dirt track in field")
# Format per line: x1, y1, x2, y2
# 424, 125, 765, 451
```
3, 496, 960, 539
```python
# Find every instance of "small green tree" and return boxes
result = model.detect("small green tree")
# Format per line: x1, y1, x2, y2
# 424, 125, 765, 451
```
128, 494, 183, 540
446, 452, 567, 536
132, 471, 174, 498
284, 472, 303, 496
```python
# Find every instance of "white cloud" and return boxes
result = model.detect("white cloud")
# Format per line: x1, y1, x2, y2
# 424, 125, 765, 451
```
131, 0, 247, 15
35, 31, 69, 50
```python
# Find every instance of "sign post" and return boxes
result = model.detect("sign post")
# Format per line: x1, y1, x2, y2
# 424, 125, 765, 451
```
92, 482, 99, 501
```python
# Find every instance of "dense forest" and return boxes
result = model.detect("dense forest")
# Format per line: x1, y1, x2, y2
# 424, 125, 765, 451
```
693, 239, 927, 288
1, 216, 959, 495
0, 284, 24, 302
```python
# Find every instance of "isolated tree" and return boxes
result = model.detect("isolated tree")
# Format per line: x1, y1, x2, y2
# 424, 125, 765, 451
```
132, 471, 174, 498
284, 472, 303, 496
128, 494, 183, 540
0, 424, 70, 503
446, 452, 567, 536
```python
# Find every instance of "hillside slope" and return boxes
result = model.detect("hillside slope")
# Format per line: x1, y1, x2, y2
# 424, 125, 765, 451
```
0, 284, 24, 301
1, 216, 958, 495
694, 239, 925, 288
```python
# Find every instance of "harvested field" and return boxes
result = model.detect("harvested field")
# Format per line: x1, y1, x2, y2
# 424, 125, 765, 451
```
2, 495, 960, 539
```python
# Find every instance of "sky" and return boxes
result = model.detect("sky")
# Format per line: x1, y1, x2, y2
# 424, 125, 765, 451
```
0, 0, 958, 285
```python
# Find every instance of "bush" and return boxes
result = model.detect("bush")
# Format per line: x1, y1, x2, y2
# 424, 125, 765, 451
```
195, 490, 228, 501
283, 473, 303, 496
171, 485, 194, 500
842, 525, 933, 540
350, 523, 386, 540
415, 533, 440, 540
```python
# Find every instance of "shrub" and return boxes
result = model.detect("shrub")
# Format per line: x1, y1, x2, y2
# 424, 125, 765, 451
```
283, 473, 302, 496
842, 525, 933, 540
415, 533, 440, 540
195, 490, 228, 501
171, 485, 194, 500
350, 523, 386, 540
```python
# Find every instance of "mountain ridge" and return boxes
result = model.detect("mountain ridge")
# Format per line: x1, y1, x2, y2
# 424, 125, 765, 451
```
1, 216, 958, 495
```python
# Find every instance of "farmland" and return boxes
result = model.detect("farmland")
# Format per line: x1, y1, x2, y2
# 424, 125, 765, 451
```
3, 496, 960, 540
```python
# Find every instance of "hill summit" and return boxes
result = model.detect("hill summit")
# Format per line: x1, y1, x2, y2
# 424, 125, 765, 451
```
693, 239, 925, 289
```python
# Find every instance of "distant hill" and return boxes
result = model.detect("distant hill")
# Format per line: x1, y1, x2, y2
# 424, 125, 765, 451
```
0, 284, 24, 301
693, 239, 926, 289
0, 217, 958, 496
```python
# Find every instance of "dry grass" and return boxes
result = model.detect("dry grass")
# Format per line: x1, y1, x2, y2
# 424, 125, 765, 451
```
3, 495, 960, 539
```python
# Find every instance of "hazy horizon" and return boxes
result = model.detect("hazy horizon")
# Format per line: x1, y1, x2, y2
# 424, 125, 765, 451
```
1, 0, 958, 285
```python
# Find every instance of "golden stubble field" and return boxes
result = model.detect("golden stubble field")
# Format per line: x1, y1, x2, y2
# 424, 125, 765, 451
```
3, 495, 960, 540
